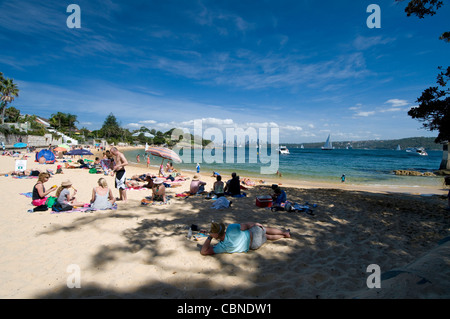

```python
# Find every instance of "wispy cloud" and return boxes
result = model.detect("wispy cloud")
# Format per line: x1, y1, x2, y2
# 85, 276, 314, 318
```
191, 0, 254, 35
385, 99, 409, 107
353, 35, 396, 51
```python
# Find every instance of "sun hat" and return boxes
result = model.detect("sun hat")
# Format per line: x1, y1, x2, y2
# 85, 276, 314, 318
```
61, 180, 72, 187
193, 175, 199, 180
153, 178, 164, 184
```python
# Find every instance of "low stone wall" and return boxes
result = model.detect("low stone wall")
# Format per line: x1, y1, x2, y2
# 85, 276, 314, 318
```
0, 133, 62, 148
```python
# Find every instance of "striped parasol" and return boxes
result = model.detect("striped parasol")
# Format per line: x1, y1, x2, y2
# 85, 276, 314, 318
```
145, 146, 182, 163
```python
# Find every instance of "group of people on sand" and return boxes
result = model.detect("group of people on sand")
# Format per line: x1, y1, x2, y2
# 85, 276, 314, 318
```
25, 145, 295, 256
190, 172, 243, 197
29, 172, 116, 212
29, 146, 129, 212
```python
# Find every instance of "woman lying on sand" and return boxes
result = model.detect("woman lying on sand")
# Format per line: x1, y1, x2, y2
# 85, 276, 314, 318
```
200, 222, 291, 256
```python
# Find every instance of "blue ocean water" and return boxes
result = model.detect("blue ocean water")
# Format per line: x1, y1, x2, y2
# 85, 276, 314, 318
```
123, 147, 444, 188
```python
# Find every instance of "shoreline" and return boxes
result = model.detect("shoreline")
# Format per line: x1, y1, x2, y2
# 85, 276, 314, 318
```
116, 146, 447, 197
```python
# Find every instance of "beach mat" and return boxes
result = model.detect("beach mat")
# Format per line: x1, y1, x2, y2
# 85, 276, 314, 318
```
12, 175, 38, 179
20, 192, 33, 198
50, 204, 118, 214
352, 236, 450, 298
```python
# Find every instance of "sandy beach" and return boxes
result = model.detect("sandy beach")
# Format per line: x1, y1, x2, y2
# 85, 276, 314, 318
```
1, 147, 449, 299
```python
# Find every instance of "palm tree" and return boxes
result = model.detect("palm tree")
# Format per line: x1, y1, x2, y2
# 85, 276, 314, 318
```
0, 74, 19, 124
49, 112, 67, 131
66, 113, 78, 133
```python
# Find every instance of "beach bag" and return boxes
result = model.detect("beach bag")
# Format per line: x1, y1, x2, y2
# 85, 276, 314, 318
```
89, 168, 98, 174
45, 196, 58, 208
52, 201, 73, 212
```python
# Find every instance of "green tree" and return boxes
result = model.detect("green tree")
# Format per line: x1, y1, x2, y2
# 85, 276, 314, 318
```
408, 66, 450, 143
5, 106, 20, 123
397, 0, 450, 169
0, 73, 19, 125
66, 113, 78, 133
100, 113, 121, 139
49, 112, 67, 131
399, 0, 449, 42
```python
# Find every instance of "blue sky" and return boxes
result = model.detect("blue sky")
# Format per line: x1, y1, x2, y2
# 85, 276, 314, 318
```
0, 0, 449, 143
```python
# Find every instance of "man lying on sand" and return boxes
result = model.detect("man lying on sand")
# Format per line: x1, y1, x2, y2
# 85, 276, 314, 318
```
200, 222, 291, 256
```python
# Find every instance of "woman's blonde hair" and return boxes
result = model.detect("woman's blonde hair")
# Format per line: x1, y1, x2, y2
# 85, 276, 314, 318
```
210, 222, 226, 237
97, 177, 108, 188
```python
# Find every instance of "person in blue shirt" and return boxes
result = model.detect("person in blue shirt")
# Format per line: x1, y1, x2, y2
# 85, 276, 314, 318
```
200, 222, 291, 255
271, 185, 287, 206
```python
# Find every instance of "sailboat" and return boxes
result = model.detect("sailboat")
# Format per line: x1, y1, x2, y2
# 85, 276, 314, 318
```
322, 134, 333, 150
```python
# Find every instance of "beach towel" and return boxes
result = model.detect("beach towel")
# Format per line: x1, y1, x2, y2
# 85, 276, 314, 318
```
20, 192, 33, 198
231, 192, 246, 198
141, 198, 170, 205
175, 192, 189, 197
211, 196, 231, 209
12, 175, 38, 179
50, 203, 118, 214
125, 186, 147, 191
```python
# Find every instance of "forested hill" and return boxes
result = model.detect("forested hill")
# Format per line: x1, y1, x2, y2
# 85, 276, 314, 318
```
287, 137, 443, 150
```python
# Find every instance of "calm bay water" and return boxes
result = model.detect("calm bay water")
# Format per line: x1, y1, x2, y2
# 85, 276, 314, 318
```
123, 147, 444, 188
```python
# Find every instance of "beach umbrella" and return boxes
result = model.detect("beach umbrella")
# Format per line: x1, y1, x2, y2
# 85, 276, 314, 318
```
66, 149, 93, 156
54, 146, 68, 152
145, 146, 182, 163
58, 144, 70, 151
13, 142, 27, 148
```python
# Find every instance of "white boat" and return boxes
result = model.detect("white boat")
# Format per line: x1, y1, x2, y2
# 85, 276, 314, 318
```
406, 147, 428, 156
321, 134, 333, 150
396, 144, 401, 151
279, 146, 290, 154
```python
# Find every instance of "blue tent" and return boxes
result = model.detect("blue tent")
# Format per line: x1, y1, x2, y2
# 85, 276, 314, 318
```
35, 149, 56, 163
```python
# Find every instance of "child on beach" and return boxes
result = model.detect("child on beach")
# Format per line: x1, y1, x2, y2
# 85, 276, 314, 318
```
55, 180, 86, 210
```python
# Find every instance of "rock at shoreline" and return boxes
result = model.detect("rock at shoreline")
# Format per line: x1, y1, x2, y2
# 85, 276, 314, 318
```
393, 170, 436, 177
434, 169, 450, 176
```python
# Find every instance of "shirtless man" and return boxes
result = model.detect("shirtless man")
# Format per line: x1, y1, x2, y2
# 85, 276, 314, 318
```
110, 146, 129, 202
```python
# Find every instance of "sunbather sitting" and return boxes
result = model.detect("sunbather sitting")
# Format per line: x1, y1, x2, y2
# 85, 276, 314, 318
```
152, 178, 166, 202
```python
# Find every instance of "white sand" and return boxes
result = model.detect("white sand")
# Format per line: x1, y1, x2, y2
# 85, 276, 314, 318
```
0, 148, 449, 299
